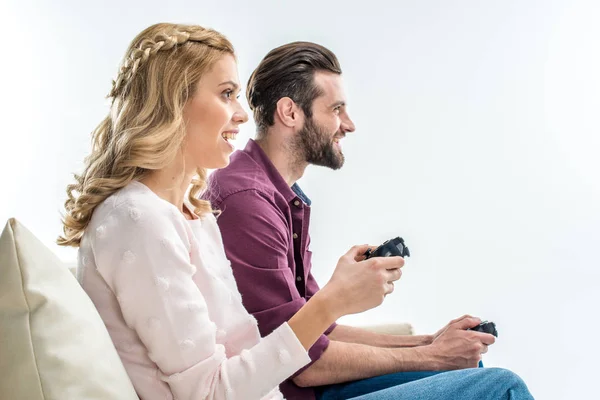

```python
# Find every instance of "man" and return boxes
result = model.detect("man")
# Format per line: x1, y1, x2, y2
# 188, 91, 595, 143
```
203, 42, 532, 400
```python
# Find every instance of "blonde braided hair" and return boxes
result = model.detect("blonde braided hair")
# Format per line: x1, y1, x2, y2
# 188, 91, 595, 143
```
58, 23, 234, 247
109, 31, 190, 99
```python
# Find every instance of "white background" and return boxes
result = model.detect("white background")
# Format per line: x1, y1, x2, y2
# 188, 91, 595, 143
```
1, 1, 599, 398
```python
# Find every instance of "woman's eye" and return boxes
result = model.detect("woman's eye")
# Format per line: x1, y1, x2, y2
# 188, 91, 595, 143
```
223, 90, 241, 101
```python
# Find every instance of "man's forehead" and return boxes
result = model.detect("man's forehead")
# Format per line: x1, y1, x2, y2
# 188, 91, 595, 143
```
313, 71, 346, 102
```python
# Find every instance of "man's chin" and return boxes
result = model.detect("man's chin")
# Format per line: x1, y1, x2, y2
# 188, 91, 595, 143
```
331, 158, 345, 170
309, 156, 344, 170
331, 150, 345, 170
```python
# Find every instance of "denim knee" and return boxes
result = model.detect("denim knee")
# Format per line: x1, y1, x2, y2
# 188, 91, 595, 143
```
487, 368, 528, 392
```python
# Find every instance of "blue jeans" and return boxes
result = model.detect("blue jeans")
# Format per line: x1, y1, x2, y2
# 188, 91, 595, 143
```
351, 368, 533, 399
316, 362, 533, 400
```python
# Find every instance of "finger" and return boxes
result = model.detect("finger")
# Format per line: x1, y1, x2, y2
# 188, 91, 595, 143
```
385, 282, 395, 296
456, 317, 482, 330
480, 345, 489, 354
355, 244, 387, 261
355, 254, 367, 262
451, 314, 473, 324
468, 331, 496, 346
385, 268, 402, 283
470, 331, 496, 345
366, 255, 405, 270
347, 244, 372, 259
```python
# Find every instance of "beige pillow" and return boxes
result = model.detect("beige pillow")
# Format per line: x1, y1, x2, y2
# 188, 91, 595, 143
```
0, 218, 138, 400
360, 323, 414, 336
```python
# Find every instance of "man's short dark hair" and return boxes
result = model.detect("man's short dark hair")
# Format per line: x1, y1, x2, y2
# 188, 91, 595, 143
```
246, 42, 342, 135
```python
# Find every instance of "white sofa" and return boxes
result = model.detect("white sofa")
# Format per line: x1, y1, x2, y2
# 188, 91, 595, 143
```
0, 218, 413, 400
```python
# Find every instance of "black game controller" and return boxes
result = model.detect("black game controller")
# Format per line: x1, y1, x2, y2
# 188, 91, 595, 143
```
468, 321, 498, 337
364, 237, 410, 259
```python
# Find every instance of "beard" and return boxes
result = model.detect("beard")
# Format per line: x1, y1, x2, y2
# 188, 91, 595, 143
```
295, 116, 345, 170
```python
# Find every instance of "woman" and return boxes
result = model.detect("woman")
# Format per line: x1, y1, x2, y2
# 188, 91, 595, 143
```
58, 23, 403, 400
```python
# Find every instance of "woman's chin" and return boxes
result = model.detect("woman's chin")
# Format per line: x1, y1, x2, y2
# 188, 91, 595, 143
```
217, 157, 231, 169
204, 156, 231, 170
197, 146, 233, 170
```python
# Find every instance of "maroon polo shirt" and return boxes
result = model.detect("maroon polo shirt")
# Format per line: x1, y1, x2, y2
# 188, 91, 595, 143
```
202, 139, 336, 400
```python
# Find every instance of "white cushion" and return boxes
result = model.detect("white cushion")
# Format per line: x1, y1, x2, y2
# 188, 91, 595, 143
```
0, 218, 138, 400
360, 323, 414, 336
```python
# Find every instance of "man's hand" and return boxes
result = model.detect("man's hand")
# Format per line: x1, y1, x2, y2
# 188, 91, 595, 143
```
322, 244, 404, 318
432, 314, 477, 341
422, 316, 496, 370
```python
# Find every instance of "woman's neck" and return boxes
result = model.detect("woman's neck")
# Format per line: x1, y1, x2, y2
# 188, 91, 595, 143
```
140, 166, 195, 219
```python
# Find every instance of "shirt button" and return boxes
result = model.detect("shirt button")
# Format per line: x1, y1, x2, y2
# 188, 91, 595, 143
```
293, 200, 301, 207
296, 276, 302, 282
293, 233, 298, 239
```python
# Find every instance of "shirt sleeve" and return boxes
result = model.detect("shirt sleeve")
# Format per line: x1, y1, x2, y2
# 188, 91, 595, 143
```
91, 201, 310, 400
214, 189, 334, 370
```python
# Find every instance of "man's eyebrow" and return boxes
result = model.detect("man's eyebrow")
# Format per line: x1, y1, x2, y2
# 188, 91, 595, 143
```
329, 100, 346, 108
219, 81, 240, 90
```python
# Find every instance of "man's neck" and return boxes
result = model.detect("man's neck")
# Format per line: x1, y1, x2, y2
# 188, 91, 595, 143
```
255, 137, 307, 187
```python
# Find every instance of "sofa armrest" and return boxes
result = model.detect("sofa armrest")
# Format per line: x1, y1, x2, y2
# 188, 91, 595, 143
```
356, 323, 414, 336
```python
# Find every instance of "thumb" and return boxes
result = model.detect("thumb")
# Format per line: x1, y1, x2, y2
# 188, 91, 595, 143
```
345, 244, 372, 259
456, 317, 482, 330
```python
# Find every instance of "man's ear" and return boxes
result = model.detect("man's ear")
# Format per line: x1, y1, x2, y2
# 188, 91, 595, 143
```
274, 97, 302, 128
